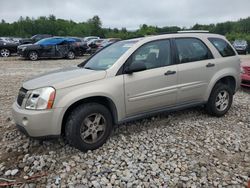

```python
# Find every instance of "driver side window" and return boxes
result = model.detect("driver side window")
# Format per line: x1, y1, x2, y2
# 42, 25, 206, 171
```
130, 40, 172, 70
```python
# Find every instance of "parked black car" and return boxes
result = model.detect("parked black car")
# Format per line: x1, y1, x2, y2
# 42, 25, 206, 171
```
68, 37, 89, 55
19, 34, 53, 45
87, 39, 105, 54
17, 37, 84, 60
233, 40, 248, 55
88, 38, 122, 54
0, 38, 19, 57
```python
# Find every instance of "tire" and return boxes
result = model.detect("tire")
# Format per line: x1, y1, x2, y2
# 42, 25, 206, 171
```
67, 51, 75, 59
0, 48, 10, 57
205, 83, 233, 117
79, 48, 86, 56
28, 51, 38, 61
65, 103, 113, 151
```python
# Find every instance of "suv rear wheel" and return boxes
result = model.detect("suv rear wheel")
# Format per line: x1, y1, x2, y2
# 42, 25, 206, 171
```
65, 103, 113, 151
206, 83, 233, 117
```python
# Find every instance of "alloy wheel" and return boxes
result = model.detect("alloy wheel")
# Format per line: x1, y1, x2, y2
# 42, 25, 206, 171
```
80, 113, 106, 144
29, 52, 38, 60
68, 51, 75, 59
0, 49, 10, 57
215, 90, 229, 112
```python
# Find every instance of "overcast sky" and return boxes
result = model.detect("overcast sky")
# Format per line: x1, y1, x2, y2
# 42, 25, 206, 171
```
0, 0, 250, 30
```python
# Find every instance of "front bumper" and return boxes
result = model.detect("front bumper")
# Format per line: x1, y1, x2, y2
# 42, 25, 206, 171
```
17, 49, 28, 57
12, 102, 63, 137
17, 49, 23, 56
241, 74, 250, 87
235, 49, 247, 53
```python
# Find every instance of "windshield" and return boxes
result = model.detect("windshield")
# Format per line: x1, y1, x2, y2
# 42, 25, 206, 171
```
80, 40, 137, 70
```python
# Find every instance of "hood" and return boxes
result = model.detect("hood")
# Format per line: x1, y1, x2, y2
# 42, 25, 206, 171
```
0, 41, 18, 47
23, 66, 107, 90
18, 43, 38, 48
241, 60, 250, 67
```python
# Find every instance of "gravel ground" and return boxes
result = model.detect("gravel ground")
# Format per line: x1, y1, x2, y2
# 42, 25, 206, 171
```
0, 56, 250, 187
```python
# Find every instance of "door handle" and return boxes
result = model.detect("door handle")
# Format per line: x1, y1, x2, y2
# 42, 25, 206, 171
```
206, 63, 215, 68
164, 70, 176, 76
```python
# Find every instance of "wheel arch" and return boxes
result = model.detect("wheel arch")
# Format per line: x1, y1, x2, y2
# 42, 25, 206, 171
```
216, 76, 236, 92
61, 96, 118, 135
28, 50, 40, 58
206, 75, 237, 101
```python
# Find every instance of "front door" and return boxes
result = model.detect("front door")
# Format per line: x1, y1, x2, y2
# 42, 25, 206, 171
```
41, 45, 55, 57
124, 39, 178, 116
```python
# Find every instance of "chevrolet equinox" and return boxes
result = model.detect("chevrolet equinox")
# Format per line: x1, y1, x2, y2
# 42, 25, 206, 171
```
12, 33, 241, 151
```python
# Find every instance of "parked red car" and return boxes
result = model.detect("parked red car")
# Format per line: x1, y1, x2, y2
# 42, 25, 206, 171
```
241, 60, 250, 87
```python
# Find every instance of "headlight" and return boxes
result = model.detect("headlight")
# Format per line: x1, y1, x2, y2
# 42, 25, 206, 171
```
25, 87, 56, 110
240, 67, 245, 74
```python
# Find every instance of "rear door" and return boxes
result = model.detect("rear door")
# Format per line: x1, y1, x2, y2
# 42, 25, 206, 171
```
56, 41, 70, 57
174, 37, 216, 104
124, 39, 178, 116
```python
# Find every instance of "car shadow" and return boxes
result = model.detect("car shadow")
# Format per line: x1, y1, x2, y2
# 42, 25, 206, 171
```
112, 106, 206, 137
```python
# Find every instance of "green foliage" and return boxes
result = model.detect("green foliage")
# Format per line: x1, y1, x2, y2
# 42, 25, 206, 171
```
0, 15, 250, 42
191, 17, 250, 51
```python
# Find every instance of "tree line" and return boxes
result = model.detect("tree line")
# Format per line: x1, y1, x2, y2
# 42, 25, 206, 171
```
0, 15, 250, 43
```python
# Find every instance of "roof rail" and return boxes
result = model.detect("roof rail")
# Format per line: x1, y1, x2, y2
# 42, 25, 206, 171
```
178, 30, 209, 33
157, 31, 178, 35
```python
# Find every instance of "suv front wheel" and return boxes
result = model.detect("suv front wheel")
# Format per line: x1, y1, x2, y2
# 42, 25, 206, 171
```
206, 83, 233, 117
65, 103, 113, 151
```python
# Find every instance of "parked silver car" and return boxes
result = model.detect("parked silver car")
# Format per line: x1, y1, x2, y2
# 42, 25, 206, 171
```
12, 32, 241, 151
233, 40, 248, 55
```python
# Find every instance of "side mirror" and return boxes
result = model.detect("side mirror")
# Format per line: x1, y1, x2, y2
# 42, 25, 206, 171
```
124, 62, 146, 74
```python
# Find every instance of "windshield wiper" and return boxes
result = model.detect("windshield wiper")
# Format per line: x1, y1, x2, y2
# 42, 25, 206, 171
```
84, 67, 94, 70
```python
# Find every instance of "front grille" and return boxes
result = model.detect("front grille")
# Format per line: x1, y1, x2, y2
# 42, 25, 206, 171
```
244, 67, 250, 75
17, 87, 28, 106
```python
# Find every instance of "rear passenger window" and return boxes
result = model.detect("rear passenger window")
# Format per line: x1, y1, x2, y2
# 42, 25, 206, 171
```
208, 38, 236, 57
175, 38, 213, 63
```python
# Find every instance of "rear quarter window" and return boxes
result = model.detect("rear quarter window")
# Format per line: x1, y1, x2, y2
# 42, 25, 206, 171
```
208, 38, 236, 57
